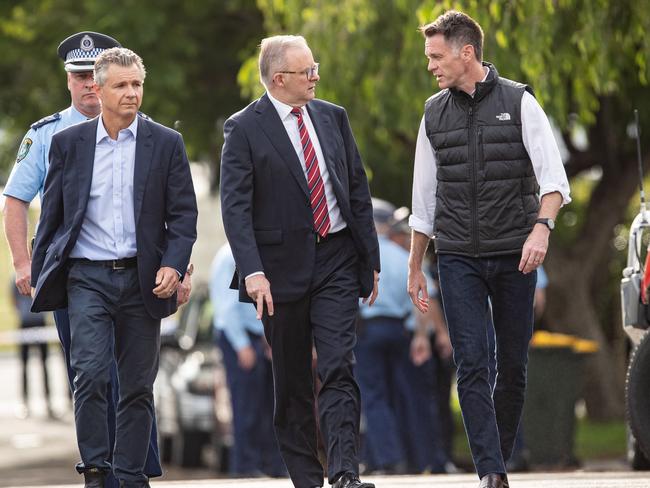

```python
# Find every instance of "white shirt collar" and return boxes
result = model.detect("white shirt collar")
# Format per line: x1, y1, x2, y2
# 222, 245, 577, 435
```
96, 115, 138, 143
267, 91, 304, 120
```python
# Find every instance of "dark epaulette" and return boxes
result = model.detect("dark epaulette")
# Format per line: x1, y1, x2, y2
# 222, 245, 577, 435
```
137, 111, 152, 121
30, 112, 61, 130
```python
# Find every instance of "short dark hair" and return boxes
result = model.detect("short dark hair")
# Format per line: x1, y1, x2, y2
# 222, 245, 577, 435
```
420, 10, 484, 61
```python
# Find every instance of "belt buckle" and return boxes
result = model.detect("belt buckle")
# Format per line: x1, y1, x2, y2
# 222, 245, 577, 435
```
112, 260, 126, 270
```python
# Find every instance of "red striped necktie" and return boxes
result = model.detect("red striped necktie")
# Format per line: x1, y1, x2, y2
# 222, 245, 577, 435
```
291, 107, 331, 238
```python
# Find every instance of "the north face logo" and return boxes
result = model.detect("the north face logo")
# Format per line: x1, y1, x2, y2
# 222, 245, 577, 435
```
496, 112, 511, 121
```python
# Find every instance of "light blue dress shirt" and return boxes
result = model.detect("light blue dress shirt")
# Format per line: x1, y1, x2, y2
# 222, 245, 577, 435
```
69, 116, 138, 260
359, 235, 413, 321
4, 105, 88, 202
210, 243, 264, 351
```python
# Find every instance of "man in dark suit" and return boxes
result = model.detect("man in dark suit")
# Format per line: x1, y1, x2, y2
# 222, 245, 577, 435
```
31, 47, 197, 488
220, 35, 379, 488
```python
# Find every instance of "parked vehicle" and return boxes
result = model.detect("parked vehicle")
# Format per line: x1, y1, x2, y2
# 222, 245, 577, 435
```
621, 211, 650, 470
155, 284, 232, 469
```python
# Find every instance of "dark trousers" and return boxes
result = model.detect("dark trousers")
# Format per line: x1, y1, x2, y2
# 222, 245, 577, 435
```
218, 331, 286, 477
262, 231, 361, 488
66, 262, 161, 487
398, 332, 448, 473
20, 322, 50, 405
437, 254, 536, 478
54, 307, 162, 488
355, 317, 408, 471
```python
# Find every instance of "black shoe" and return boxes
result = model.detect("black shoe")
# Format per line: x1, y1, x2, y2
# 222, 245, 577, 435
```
83, 469, 105, 488
478, 473, 505, 488
332, 472, 375, 488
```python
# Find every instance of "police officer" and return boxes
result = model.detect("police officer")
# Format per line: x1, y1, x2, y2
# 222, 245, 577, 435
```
209, 243, 286, 478
2, 32, 162, 488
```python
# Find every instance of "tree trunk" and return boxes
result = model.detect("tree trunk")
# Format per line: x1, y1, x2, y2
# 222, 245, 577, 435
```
544, 97, 645, 419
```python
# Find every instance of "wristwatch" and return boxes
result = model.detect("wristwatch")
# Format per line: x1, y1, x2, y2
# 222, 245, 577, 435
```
535, 218, 555, 231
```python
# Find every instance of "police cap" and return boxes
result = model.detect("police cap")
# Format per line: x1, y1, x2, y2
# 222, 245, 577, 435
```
57, 31, 121, 72
372, 198, 397, 225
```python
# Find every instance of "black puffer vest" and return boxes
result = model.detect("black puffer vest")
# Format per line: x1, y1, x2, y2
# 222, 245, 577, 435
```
424, 63, 539, 257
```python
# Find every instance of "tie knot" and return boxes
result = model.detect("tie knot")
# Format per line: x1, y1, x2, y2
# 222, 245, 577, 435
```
290, 107, 302, 118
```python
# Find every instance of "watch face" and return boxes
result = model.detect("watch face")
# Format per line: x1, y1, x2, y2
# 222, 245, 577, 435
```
547, 218, 555, 230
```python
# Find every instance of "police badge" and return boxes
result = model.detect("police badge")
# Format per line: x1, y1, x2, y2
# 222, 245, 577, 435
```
16, 137, 33, 163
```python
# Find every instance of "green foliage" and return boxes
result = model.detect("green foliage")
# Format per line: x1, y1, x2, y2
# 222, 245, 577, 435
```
0, 0, 264, 180
241, 0, 650, 205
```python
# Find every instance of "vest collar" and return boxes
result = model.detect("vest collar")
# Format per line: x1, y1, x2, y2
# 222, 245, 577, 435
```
450, 62, 499, 103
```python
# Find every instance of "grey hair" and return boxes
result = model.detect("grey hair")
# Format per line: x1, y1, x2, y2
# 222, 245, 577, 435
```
94, 47, 146, 86
258, 35, 309, 88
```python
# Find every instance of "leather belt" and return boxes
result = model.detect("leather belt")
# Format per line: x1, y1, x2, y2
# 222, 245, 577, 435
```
316, 227, 350, 244
71, 257, 137, 270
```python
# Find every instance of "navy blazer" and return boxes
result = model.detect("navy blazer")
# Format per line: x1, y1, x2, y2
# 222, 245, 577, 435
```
31, 116, 198, 319
220, 94, 379, 303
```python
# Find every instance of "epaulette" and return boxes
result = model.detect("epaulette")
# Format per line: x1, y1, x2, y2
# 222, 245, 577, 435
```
137, 111, 151, 120
30, 112, 61, 130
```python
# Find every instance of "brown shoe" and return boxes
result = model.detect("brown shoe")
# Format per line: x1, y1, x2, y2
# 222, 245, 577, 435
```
479, 473, 505, 488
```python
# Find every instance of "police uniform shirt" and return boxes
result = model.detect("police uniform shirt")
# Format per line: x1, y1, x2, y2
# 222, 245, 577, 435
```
359, 235, 413, 321
3, 105, 88, 203
209, 243, 264, 352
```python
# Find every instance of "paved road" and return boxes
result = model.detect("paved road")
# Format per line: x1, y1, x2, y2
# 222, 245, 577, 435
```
1, 352, 648, 488
8, 472, 650, 488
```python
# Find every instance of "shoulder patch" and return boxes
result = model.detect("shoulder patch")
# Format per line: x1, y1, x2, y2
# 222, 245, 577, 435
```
16, 137, 33, 163
30, 112, 61, 130
137, 111, 151, 120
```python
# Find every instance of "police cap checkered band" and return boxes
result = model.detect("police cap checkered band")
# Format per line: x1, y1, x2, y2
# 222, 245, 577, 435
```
57, 31, 121, 72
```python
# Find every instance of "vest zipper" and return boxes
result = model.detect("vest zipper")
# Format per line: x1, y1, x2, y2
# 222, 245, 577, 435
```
468, 104, 479, 257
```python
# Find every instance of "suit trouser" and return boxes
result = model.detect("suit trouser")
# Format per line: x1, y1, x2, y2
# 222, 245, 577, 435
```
66, 262, 160, 487
437, 254, 535, 478
262, 231, 362, 488
218, 331, 286, 477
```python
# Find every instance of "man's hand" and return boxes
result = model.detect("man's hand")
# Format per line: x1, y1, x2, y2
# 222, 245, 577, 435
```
237, 345, 257, 370
245, 274, 274, 320
176, 265, 193, 307
14, 260, 32, 296
519, 225, 550, 274
408, 268, 430, 313
153, 266, 180, 299
410, 332, 432, 366
362, 270, 380, 306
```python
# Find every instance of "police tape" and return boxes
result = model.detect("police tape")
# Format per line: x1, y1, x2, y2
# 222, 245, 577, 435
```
0, 326, 60, 345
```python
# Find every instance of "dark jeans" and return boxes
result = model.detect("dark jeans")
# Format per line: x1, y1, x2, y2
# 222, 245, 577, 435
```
54, 308, 162, 488
437, 253, 536, 478
66, 262, 160, 486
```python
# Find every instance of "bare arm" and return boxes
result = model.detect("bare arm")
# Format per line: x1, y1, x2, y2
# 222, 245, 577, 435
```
3, 196, 31, 295
408, 230, 431, 313
519, 191, 563, 274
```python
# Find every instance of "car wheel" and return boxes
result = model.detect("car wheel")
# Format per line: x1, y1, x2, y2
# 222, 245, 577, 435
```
172, 429, 206, 467
626, 330, 650, 468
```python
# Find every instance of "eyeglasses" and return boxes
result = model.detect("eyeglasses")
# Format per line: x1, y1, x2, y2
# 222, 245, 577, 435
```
277, 63, 320, 79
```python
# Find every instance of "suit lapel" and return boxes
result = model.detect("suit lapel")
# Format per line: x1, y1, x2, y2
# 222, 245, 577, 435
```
133, 116, 153, 225
76, 118, 99, 214
255, 94, 309, 198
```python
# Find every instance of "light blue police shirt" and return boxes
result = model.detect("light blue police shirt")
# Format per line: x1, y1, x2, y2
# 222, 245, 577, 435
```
359, 235, 413, 321
3, 105, 87, 202
209, 243, 264, 351
69, 116, 137, 260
